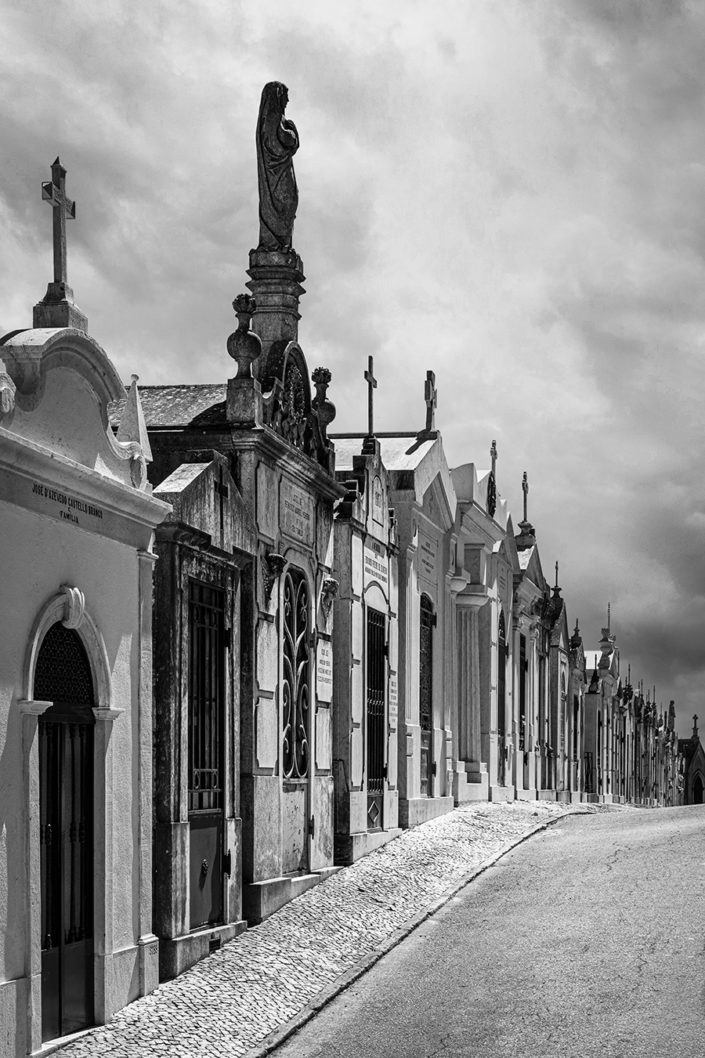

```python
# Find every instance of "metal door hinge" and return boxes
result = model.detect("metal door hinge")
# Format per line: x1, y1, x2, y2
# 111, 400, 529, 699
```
223, 850, 232, 876
308, 815, 315, 837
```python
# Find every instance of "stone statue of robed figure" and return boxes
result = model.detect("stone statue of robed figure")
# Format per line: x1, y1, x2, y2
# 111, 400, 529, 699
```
256, 81, 299, 252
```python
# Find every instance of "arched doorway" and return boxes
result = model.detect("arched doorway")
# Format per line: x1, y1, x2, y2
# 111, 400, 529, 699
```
281, 565, 311, 873
693, 774, 704, 805
34, 622, 95, 1041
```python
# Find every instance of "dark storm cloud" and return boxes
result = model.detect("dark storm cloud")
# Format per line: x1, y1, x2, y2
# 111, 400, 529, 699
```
1, 0, 704, 731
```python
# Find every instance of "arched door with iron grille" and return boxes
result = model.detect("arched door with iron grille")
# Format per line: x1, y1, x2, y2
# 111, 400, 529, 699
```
282, 566, 311, 873
419, 595, 434, 798
35, 623, 95, 1042
497, 612, 506, 786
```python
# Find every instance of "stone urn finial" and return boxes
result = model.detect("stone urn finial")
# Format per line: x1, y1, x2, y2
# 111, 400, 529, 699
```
311, 366, 336, 440
227, 294, 262, 377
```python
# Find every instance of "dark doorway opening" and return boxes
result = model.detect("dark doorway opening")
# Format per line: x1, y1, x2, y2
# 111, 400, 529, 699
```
419, 595, 434, 797
693, 775, 704, 805
36, 622, 95, 1042
366, 607, 386, 829
188, 580, 226, 929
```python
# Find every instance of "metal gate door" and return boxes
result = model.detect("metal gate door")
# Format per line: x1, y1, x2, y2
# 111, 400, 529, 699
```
188, 581, 225, 930
366, 608, 385, 829
419, 596, 434, 797
35, 623, 95, 1042
282, 568, 311, 874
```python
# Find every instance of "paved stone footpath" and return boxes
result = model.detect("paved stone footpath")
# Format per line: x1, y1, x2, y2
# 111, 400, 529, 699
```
58, 801, 603, 1058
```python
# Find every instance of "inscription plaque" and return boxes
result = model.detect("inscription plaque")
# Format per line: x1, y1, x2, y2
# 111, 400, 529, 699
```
364, 541, 389, 588
388, 674, 398, 723
418, 534, 437, 581
280, 479, 314, 545
317, 638, 333, 703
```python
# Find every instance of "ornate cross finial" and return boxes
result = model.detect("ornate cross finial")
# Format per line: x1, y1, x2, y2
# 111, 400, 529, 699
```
554, 561, 559, 589
693, 714, 699, 738
487, 438, 498, 518
364, 355, 377, 438
607, 602, 611, 634
34, 158, 87, 330
424, 370, 437, 433
42, 157, 75, 288
522, 471, 529, 523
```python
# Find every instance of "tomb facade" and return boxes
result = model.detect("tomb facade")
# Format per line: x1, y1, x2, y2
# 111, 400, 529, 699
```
0, 162, 168, 1055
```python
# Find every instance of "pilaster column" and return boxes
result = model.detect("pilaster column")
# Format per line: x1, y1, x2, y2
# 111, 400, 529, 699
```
137, 548, 159, 993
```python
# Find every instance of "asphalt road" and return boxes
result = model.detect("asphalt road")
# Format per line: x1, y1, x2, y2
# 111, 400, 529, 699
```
272, 806, 705, 1058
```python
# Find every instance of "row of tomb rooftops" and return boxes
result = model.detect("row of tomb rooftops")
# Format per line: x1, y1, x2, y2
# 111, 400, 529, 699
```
0, 155, 681, 733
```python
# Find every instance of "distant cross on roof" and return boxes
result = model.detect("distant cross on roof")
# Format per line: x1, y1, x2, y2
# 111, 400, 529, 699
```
486, 438, 498, 519
424, 370, 437, 433
364, 355, 377, 438
522, 471, 529, 523
42, 157, 76, 288
554, 561, 559, 588
693, 714, 699, 738
607, 602, 611, 634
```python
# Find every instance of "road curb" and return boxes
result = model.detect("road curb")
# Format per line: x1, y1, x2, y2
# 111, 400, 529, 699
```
243, 806, 594, 1058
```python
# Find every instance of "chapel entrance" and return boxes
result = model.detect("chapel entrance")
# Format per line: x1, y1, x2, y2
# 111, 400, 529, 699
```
693, 775, 704, 805
366, 607, 386, 829
282, 567, 311, 873
497, 612, 507, 786
36, 623, 95, 1042
188, 581, 226, 930
419, 595, 434, 797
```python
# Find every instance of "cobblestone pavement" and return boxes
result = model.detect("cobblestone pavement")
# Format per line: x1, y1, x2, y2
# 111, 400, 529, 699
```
57, 801, 604, 1058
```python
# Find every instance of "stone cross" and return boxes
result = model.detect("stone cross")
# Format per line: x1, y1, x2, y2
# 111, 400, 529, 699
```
522, 471, 529, 522
693, 714, 699, 738
364, 355, 377, 438
554, 561, 559, 588
490, 439, 497, 477
424, 370, 437, 433
42, 157, 76, 287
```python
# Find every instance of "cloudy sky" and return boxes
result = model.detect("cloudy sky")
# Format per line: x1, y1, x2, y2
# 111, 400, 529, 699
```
2, 0, 703, 735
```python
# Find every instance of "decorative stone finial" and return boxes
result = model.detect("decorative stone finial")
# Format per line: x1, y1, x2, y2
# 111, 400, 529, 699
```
311, 366, 336, 441
227, 294, 262, 378
515, 471, 536, 550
